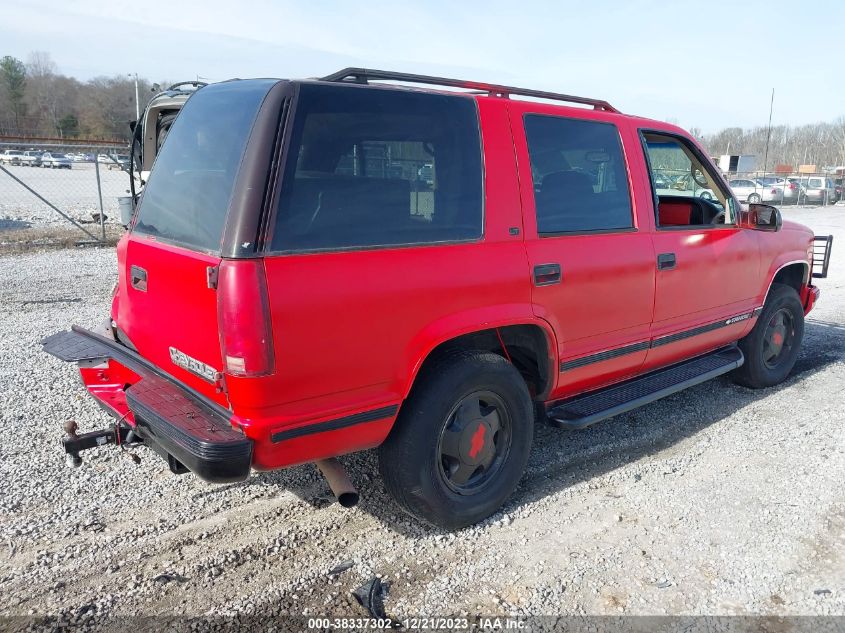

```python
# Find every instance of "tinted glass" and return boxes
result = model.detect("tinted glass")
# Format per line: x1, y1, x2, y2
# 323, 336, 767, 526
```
524, 115, 632, 234
272, 83, 482, 251
133, 80, 273, 253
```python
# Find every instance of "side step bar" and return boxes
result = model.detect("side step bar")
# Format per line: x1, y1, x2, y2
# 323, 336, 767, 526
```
548, 346, 744, 430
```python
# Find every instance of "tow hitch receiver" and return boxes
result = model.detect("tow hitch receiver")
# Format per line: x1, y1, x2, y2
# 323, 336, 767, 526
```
63, 420, 142, 468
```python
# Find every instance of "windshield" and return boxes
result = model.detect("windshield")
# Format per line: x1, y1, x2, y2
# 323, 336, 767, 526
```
133, 80, 274, 253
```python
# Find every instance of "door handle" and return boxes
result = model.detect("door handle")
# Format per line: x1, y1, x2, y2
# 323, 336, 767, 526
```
534, 263, 562, 286
130, 265, 147, 291
657, 253, 676, 270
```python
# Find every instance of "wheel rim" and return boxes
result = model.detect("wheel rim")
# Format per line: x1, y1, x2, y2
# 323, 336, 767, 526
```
436, 390, 512, 495
749, 194, 760, 203
762, 308, 795, 369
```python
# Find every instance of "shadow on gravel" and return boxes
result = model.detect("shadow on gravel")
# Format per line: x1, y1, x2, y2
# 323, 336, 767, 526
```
182, 321, 844, 538
353, 320, 844, 536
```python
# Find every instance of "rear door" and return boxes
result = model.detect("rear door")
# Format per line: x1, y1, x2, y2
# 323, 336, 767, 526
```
509, 103, 656, 399
116, 80, 276, 402
256, 84, 529, 424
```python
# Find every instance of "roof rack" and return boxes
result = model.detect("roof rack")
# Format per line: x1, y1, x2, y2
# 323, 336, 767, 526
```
320, 67, 618, 113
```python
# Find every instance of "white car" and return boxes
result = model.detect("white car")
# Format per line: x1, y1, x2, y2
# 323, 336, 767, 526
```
757, 177, 798, 203
0, 149, 24, 165
40, 152, 72, 169
728, 178, 782, 203
20, 150, 44, 167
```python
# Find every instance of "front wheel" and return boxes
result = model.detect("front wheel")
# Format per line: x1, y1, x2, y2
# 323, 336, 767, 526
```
748, 193, 762, 203
378, 351, 533, 529
732, 283, 804, 388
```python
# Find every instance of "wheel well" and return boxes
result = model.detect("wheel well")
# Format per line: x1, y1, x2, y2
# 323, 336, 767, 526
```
771, 263, 808, 296
416, 325, 554, 401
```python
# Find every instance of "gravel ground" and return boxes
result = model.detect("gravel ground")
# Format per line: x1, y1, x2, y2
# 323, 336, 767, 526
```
0, 206, 843, 627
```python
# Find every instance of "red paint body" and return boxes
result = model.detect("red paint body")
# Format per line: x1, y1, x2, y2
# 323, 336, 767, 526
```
82, 87, 819, 476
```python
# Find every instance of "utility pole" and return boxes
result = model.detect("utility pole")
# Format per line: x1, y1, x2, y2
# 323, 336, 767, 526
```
128, 72, 140, 120
762, 88, 774, 175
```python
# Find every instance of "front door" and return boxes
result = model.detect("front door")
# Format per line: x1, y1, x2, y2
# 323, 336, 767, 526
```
640, 131, 761, 370
510, 104, 656, 399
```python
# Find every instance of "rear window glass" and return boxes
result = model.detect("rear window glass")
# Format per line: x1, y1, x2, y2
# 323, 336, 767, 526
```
524, 115, 632, 234
133, 80, 273, 253
271, 83, 483, 251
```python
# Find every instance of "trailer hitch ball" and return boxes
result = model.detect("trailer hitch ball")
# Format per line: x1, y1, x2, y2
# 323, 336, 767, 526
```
63, 420, 82, 468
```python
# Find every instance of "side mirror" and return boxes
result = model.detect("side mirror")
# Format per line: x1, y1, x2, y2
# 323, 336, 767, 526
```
740, 203, 781, 232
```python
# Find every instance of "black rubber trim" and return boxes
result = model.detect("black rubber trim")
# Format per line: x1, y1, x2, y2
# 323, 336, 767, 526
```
549, 346, 744, 429
560, 340, 649, 372
271, 405, 398, 443
650, 319, 727, 348
559, 309, 759, 372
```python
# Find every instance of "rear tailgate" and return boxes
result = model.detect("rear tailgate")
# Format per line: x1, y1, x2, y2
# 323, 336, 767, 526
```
114, 79, 278, 403
116, 236, 223, 401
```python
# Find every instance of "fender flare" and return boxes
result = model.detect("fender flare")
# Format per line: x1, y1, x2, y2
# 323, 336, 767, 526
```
398, 305, 559, 400
759, 256, 810, 307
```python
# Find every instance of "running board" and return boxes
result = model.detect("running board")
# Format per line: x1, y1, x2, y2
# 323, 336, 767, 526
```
547, 346, 744, 430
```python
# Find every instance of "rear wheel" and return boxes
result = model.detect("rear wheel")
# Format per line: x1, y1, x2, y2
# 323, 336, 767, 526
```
748, 193, 762, 203
732, 283, 804, 388
378, 351, 533, 529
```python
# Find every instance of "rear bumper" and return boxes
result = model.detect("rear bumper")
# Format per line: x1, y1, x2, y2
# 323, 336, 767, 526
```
42, 327, 252, 483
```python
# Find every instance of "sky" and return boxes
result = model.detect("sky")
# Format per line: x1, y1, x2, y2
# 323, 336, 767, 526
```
1, 0, 843, 133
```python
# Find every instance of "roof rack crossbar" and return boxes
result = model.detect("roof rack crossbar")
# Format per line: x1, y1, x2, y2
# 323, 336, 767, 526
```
320, 67, 618, 113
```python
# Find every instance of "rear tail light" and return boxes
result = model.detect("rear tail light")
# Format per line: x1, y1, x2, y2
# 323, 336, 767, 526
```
217, 260, 275, 377
771, 188, 778, 194
789, 183, 796, 190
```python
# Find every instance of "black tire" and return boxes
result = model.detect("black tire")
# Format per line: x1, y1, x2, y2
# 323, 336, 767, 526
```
732, 283, 804, 389
157, 112, 178, 152
378, 351, 533, 529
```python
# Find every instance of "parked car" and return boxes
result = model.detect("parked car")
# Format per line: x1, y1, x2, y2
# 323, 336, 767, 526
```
833, 177, 843, 202
106, 154, 130, 170
652, 171, 674, 189
43, 69, 831, 529
795, 176, 836, 204
756, 177, 798, 203
728, 178, 782, 203
0, 149, 24, 165
20, 150, 43, 167
40, 152, 72, 169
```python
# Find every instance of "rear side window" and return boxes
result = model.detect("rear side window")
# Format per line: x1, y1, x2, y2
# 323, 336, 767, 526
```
524, 115, 632, 234
271, 83, 483, 251
133, 80, 273, 253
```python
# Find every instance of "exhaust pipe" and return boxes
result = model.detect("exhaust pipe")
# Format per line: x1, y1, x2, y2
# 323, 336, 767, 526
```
315, 458, 359, 508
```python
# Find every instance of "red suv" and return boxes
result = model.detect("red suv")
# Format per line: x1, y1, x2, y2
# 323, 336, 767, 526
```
44, 69, 832, 529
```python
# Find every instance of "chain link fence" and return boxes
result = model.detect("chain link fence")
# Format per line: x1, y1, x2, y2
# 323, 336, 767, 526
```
0, 141, 135, 242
